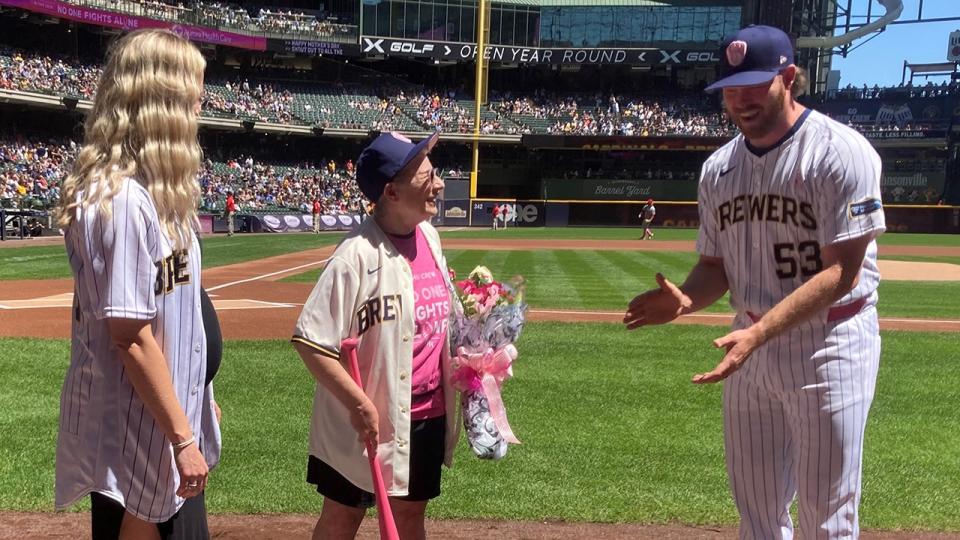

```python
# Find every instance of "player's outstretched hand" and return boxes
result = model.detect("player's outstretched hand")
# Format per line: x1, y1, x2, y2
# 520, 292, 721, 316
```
174, 442, 209, 498
692, 327, 762, 384
623, 273, 692, 330
350, 397, 380, 446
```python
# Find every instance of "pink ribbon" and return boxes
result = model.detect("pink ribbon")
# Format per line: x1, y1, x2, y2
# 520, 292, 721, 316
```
452, 345, 521, 444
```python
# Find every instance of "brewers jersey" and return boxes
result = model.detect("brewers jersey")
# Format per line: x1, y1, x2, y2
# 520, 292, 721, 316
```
696, 108, 885, 539
56, 178, 220, 523
291, 219, 459, 495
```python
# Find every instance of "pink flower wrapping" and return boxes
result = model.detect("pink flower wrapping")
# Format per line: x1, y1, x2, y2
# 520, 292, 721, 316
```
449, 265, 527, 459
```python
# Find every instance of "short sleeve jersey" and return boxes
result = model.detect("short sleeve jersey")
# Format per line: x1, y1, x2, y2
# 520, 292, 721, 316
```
696, 109, 886, 316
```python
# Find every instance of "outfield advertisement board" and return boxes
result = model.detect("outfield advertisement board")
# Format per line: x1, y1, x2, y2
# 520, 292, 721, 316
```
816, 96, 956, 128
523, 134, 730, 151
0, 0, 268, 50
543, 178, 697, 201
470, 201, 546, 227
360, 36, 719, 65
201, 213, 363, 233
881, 171, 947, 204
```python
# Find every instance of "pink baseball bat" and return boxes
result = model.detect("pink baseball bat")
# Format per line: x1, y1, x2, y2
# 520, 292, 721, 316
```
340, 338, 400, 540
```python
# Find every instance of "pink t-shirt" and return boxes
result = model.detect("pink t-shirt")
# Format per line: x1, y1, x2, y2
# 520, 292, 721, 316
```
388, 227, 448, 420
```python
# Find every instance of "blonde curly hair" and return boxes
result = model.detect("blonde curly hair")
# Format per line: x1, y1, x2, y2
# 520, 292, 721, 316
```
58, 29, 205, 250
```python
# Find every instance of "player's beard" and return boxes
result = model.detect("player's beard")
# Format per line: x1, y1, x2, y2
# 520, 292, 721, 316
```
727, 85, 787, 142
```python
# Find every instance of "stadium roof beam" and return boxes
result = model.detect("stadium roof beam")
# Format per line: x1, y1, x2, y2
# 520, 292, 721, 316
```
797, 0, 902, 49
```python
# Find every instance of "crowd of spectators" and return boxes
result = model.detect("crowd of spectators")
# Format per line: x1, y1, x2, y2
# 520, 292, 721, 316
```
0, 47, 960, 136
1, 137, 72, 210
198, 155, 365, 215
0, 48, 99, 98
395, 88, 528, 135
0, 135, 371, 215
204, 79, 295, 124
82, 0, 356, 39
2, 47, 955, 139
827, 79, 959, 101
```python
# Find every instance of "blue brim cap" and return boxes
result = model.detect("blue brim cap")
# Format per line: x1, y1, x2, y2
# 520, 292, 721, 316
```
356, 131, 439, 201
705, 69, 780, 92
705, 25, 795, 93
403, 131, 439, 171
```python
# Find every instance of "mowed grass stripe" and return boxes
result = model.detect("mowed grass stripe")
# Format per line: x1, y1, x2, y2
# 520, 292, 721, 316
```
0, 245, 69, 280
875, 281, 960, 319
3, 326, 958, 529
553, 250, 621, 309
0, 234, 345, 280
440, 227, 960, 247
281, 248, 960, 318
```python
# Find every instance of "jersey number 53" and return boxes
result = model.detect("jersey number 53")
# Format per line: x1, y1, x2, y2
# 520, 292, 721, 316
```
774, 241, 823, 279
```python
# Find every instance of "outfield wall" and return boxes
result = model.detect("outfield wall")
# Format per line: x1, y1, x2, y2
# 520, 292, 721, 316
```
464, 200, 960, 233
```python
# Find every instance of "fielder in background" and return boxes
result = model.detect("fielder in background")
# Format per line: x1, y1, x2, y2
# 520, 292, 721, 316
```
291, 131, 460, 540
639, 198, 656, 240
624, 25, 884, 539
225, 191, 236, 236
313, 197, 322, 234
54, 29, 221, 539
492, 203, 500, 230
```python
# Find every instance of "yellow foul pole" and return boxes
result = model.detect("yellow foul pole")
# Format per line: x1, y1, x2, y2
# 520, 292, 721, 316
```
470, 0, 489, 218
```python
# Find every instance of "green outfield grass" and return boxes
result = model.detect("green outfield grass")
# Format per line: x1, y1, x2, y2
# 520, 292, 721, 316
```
440, 227, 700, 241
0, 233, 344, 280
2, 229, 956, 281
285, 249, 960, 319
878, 255, 960, 266
1, 325, 957, 530
441, 227, 960, 247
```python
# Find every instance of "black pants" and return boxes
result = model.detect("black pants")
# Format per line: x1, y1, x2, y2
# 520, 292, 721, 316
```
90, 491, 209, 540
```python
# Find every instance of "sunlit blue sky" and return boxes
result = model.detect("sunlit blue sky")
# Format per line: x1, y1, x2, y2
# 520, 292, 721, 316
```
829, 0, 959, 87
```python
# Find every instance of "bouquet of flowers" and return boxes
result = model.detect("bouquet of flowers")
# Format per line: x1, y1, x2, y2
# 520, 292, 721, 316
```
449, 265, 527, 460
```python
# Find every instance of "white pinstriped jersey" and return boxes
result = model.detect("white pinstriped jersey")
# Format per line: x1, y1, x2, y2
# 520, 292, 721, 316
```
698, 109, 887, 539
697, 109, 886, 323
56, 178, 220, 523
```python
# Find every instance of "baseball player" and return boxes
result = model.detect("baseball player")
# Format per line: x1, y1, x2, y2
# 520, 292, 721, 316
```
225, 191, 236, 236
639, 198, 656, 239
492, 203, 501, 230
624, 25, 884, 539
291, 131, 460, 540
312, 197, 322, 234
54, 30, 220, 539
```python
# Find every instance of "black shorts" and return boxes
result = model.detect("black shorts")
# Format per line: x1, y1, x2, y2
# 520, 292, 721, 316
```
90, 491, 209, 540
307, 416, 446, 508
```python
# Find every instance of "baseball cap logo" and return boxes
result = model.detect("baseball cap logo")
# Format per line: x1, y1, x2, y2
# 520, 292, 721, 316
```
726, 40, 748, 67
780, 55, 788, 65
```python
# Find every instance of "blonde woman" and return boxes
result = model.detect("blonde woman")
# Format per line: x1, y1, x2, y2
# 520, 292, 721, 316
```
55, 29, 221, 540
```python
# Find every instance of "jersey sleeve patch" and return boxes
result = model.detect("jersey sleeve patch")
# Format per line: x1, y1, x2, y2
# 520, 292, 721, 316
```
847, 198, 882, 219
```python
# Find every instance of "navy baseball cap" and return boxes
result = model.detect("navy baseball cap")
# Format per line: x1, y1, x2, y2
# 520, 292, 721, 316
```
356, 131, 439, 201
705, 25, 795, 92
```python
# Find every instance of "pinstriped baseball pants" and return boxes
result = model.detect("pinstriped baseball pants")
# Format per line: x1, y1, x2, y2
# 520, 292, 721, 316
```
722, 306, 881, 540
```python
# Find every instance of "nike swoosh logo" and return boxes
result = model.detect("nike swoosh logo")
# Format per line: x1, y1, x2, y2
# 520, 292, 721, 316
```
719, 167, 737, 177
367, 266, 381, 275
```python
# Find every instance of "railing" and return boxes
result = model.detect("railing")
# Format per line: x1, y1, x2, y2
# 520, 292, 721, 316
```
73, 0, 359, 43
